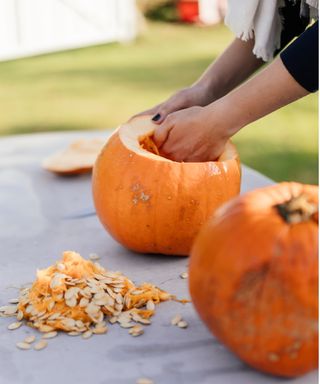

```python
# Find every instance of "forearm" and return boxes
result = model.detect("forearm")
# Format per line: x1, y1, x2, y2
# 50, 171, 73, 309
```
194, 38, 264, 103
207, 57, 309, 138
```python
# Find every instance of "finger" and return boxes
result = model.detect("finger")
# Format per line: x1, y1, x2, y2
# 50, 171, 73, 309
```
159, 133, 187, 162
153, 115, 175, 148
130, 105, 161, 121
162, 149, 185, 162
151, 99, 185, 125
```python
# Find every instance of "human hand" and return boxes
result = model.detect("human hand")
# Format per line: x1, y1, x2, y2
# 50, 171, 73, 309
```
153, 105, 229, 162
132, 84, 211, 124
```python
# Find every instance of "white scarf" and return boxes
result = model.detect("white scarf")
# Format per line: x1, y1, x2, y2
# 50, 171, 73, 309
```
225, 0, 318, 62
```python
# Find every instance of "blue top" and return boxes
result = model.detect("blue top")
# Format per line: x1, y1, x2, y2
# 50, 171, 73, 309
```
278, 0, 318, 92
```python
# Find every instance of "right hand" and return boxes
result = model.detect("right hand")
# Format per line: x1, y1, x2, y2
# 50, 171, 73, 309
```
131, 84, 211, 124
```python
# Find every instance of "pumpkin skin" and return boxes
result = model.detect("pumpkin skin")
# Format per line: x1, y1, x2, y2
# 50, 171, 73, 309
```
189, 182, 318, 377
92, 116, 241, 255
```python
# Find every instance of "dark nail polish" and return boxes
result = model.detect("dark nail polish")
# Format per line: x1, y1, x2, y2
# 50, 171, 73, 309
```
152, 113, 161, 122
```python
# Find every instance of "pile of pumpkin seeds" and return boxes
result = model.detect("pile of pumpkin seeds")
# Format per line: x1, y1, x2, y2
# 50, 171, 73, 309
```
0, 251, 178, 350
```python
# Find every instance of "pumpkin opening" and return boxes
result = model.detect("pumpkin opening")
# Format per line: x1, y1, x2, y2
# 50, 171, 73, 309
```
276, 194, 318, 224
120, 117, 239, 164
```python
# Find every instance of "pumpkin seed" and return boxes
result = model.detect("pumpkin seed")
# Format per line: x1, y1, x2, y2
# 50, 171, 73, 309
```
24, 335, 36, 344
39, 325, 55, 333
8, 321, 22, 330
119, 322, 135, 329
96, 321, 107, 328
132, 312, 151, 325
79, 298, 89, 307
48, 312, 61, 320
171, 314, 182, 326
9, 298, 19, 304
82, 330, 93, 339
131, 290, 143, 295
62, 318, 76, 328
2, 305, 18, 315
94, 297, 110, 306
42, 331, 58, 339
0, 305, 16, 312
115, 303, 123, 312
76, 320, 84, 328
64, 288, 78, 300
146, 300, 155, 311
136, 378, 153, 384
68, 331, 80, 336
177, 320, 188, 329
89, 311, 104, 324
16, 311, 24, 321
50, 277, 61, 289
93, 326, 108, 334
129, 325, 144, 337
66, 297, 77, 307
34, 340, 48, 350
93, 291, 107, 300
89, 253, 100, 261
36, 310, 46, 318
85, 302, 100, 315
16, 342, 31, 350
180, 272, 188, 279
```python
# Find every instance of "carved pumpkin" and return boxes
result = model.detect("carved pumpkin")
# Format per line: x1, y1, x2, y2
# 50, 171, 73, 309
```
189, 182, 318, 377
92, 116, 241, 255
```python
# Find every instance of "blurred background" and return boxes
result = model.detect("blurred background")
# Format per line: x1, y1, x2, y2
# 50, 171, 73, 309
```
0, 0, 317, 184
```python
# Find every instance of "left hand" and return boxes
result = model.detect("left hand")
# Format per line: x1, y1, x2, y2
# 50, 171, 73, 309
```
153, 105, 228, 162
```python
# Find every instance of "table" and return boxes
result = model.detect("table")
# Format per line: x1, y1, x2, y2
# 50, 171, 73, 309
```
0, 131, 317, 384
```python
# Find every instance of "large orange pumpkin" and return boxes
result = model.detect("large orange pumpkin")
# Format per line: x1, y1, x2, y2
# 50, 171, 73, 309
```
92, 116, 241, 255
189, 182, 318, 377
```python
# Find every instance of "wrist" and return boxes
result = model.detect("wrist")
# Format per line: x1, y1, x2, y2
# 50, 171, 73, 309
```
191, 82, 216, 106
204, 97, 243, 139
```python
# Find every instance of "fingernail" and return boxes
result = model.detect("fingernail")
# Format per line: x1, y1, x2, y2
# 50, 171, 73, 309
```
152, 113, 161, 122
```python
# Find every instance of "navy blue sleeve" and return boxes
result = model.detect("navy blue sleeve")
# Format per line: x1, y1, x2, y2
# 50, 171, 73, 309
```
280, 21, 318, 92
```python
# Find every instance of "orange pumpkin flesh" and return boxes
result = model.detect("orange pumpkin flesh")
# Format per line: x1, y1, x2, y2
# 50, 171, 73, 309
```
189, 182, 318, 377
92, 116, 241, 255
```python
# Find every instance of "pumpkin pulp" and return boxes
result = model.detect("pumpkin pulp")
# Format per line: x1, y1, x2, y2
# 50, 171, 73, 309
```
139, 135, 160, 156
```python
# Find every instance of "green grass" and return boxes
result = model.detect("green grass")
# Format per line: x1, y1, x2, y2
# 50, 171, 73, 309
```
0, 22, 317, 183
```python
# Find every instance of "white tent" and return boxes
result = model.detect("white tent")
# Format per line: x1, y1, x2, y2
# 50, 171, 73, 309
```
0, 0, 137, 61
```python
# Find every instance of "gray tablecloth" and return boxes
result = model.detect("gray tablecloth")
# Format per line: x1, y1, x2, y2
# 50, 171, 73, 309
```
0, 131, 317, 384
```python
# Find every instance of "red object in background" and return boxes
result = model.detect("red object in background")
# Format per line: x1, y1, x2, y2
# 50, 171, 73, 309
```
177, 0, 199, 23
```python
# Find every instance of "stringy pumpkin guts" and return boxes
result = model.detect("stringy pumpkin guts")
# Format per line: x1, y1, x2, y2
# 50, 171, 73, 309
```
10, 251, 173, 334
139, 135, 160, 156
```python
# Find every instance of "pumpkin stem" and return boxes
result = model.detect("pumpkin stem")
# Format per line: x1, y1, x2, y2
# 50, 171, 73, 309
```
276, 194, 318, 224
